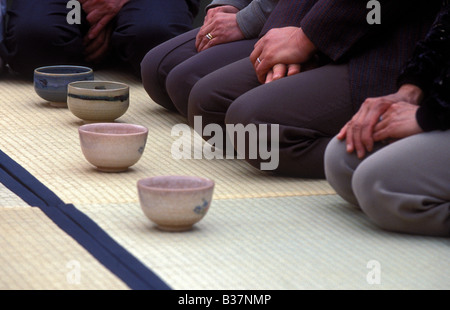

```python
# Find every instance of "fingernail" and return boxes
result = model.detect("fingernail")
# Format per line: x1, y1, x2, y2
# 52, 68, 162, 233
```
346, 144, 352, 153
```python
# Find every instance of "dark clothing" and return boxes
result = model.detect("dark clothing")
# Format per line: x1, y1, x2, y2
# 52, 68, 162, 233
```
188, 0, 439, 178
397, 3, 450, 131
142, 0, 440, 178
261, 0, 441, 108
2, 0, 199, 77
141, 29, 258, 115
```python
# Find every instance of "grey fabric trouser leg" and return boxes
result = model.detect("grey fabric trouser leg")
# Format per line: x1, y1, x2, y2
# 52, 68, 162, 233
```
188, 60, 353, 178
141, 28, 257, 116
324, 131, 450, 236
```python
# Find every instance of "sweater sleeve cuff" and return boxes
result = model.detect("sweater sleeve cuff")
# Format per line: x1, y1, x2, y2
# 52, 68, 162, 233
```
397, 75, 429, 94
416, 104, 440, 131
206, 0, 249, 11
236, 1, 270, 39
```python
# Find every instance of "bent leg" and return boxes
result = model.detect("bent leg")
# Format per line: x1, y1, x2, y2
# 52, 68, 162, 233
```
166, 38, 256, 117
324, 137, 361, 206
188, 58, 259, 138
226, 63, 353, 178
352, 131, 450, 236
4, 0, 87, 77
113, 0, 196, 76
141, 29, 199, 112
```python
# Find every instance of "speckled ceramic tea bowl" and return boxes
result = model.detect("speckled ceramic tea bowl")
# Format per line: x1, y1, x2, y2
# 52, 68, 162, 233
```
34, 65, 94, 107
78, 123, 148, 172
68, 81, 129, 122
137, 176, 215, 232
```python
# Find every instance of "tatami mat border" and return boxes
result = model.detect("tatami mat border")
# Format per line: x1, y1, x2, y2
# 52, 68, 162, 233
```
0, 149, 170, 290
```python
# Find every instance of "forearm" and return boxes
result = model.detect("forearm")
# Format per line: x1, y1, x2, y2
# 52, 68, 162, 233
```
236, 0, 278, 39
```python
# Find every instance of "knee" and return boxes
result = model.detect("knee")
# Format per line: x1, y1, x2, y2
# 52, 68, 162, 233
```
224, 97, 255, 127
7, 21, 82, 74
166, 63, 197, 117
352, 161, 405, 233
187, 76, 218, 127
324, 137, 360, 206
140, 46, 174, 110
118, 21, 185, 54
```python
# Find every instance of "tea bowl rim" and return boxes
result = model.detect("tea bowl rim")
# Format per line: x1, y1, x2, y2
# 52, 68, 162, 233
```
137, 175, 215, 193
34, 65, 93, 77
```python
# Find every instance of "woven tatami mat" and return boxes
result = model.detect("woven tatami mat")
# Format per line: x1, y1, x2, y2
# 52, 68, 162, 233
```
0, 183, 28, 208
0, 206, 129, 290
0, 71, 333, 206
76, 194, 450, 290
1, 71, 448, 290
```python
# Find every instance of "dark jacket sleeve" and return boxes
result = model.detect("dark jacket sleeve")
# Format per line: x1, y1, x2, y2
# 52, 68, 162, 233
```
397, 3, 450, 131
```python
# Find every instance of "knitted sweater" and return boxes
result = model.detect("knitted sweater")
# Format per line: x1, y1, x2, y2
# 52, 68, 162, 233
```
397, 1, 450, 131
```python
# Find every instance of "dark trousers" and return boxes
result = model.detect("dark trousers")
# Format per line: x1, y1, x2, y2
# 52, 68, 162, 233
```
3, 0, 196, 77
141, 28, 257, 116
141, 29, 354, 178
188, 59, 353, 178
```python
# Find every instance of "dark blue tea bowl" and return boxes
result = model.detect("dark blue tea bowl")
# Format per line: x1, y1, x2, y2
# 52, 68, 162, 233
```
34, 65, 94, 107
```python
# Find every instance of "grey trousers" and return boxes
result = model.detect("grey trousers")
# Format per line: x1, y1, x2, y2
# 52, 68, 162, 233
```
188, 59, 354, 178
141, 29, 355, 178
141, 28, 257, 116
324, 132, 450, 237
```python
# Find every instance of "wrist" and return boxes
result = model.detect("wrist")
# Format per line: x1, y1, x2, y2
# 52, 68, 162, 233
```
296, 28, 317, 62
397, 84, 424, 105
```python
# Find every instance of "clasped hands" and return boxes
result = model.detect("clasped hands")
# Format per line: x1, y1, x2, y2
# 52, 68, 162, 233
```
250, 27, 317, 84
79, 0, 130, 63
338, 84, 424, 159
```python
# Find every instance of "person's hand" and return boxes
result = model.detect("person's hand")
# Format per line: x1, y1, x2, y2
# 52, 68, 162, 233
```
80, 0, 129, 40
83, 24, 113, 63
373, 102, 423, 142
203, 5, 239, 24
338, 84, 424, 158
195, 5, 243, 52
79, 0, 129, 63
250, 27, 316, 83
264, 64, 301, 83
264, 55, 321, 83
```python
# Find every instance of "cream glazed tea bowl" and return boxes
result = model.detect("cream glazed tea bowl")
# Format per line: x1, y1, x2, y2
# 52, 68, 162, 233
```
137, 175, 215, 232
78, 122, 148, 172
68, 80, 129, 122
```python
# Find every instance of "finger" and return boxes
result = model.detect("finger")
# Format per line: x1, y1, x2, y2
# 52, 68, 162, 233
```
195, 25, 209, 50
360, 109, 383, 153
85, 8, 102, 25
373, 113, 389, 136
196, 25, 214, 52
254, 57, 272, 84
345, 120, 355, 154
352, 119, 367, 159
265, 70, 274, 84
270, 64, 287, 82
84, 34, 103, 55
350, 108, 370, 158
198, 34, 213, 52
372, 125, 389, 142
85, 28, 111, 62
249, 41, 263, 67
87, 15, 112, 40
337, 122, 349, 140
287, 64, 301, 76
